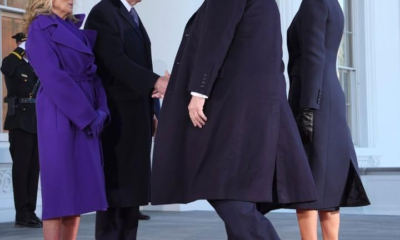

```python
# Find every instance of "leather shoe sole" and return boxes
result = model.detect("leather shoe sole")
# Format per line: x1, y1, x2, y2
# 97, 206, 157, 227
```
139, 215, 151, 220
15, 221, 43, 228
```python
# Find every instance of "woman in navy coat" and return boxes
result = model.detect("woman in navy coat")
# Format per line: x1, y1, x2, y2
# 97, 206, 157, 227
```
152, 0, 318, 238
287, 0, 370, 239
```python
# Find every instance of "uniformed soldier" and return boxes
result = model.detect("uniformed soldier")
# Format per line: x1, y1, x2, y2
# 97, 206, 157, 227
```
1, 32, 42, 228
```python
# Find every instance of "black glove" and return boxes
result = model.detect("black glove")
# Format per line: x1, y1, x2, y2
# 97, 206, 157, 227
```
296, 108, 315, 142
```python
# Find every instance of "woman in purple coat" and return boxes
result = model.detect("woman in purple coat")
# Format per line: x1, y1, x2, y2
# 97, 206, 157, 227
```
24, 0, 109, 239
287, 0, 370, 239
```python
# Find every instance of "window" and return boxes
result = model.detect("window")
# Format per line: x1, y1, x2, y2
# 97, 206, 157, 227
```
7, 0, 28, 9
1, 0, 28, 9
338, 0, 359, 145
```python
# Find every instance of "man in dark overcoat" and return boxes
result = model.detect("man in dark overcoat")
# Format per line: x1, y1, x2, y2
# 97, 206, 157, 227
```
85, 0, 169, 239
1, 32, 42, 228
151, 0, 318, 239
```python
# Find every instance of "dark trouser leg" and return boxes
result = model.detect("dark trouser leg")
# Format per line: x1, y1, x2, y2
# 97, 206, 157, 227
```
9, 129, 39, 220
96, 207, 139, 240
208, 200, 280, 240
96, 208, 119, 240
118, 206, 139, 240
27, 133, 39, 214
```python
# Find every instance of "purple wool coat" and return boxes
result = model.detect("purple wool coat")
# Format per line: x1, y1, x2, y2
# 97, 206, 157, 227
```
26, 14, 108, 220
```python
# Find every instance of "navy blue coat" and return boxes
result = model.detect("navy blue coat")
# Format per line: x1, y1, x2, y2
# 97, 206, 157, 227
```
151, 0, 318, 206
287, 0, 370, 209
85, 0, 159, 207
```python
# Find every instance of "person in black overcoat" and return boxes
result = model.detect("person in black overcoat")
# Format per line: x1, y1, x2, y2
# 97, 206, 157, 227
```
151, 0, 319, 238
85, 0, 169, 239
1, 33, 42, 228
287, 0, 370, 239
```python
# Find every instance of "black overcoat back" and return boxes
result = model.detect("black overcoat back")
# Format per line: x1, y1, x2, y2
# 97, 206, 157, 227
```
85, 0, 159, 207
152, 0, 318, 206
287, 0, 370, 209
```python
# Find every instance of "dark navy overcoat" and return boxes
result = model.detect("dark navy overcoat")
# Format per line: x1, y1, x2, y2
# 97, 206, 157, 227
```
287, 0, 370, 209
151, 0, 319, 206
85, 0, 160, 207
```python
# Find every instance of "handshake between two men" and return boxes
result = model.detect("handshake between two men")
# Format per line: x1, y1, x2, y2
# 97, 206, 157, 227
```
152, 71, 171, 99
150, 70, 208, 130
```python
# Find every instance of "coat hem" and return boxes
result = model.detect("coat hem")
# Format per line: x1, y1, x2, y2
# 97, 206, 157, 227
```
151, 195, 317, 207
42, 204, 108, 220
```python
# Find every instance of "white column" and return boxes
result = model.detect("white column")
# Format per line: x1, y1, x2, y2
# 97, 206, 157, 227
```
370, 0, 400, 168
136, 0, 199, 211
74, 0, 100, 15
276, 0, 301, 67
135, 0, 198, 77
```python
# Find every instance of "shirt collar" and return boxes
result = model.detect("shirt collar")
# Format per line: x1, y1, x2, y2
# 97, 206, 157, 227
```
18, 42, 29, 63
19, 42, 26, 50
121, 0, 132, 12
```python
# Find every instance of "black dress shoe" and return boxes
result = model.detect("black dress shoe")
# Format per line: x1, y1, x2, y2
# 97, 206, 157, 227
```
138, 211, 150, 220
15, 218, 43, 228
29, 213, 43, 225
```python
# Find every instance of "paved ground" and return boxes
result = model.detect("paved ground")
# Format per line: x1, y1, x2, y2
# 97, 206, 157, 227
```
0, 211, 399, 240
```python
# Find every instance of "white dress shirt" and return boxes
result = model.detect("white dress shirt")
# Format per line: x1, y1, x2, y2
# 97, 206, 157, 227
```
121, 0, 131, 12
191, 92, 208, 99
19, 42, 29, 63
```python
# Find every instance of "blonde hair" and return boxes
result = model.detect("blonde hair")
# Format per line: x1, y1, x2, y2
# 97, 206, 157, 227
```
23, 0, 77, 34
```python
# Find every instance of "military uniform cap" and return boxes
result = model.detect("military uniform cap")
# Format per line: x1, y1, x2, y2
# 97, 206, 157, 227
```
11, 32, 27, 44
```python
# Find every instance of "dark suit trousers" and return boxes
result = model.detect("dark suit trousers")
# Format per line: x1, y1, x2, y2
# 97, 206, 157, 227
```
208, 200, 280, 240
96, 207, 139, 240
8, 129, 40, 220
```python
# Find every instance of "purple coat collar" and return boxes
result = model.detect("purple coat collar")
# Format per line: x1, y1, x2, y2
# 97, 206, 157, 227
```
37, 13, 86, 29
36, 14, 96, 55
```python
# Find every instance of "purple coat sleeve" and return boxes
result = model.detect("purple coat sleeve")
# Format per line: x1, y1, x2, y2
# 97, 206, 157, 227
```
299, 2, 328, 110
94, 73, 110, 125
26, 26, 97, 130
187, 0, 247, 97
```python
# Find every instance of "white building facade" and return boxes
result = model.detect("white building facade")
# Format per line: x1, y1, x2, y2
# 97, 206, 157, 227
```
0, 0, 399, 222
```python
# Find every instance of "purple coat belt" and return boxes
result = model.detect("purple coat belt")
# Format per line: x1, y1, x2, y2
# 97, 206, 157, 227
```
26, 14, 109, 219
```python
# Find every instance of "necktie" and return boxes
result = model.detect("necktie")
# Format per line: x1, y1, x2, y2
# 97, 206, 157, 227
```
129, 8, 140, 28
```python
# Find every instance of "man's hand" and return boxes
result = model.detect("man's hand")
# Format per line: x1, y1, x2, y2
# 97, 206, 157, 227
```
152, 71, 170, 98
152, 115, 158, 137
188, 96, 207, 128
